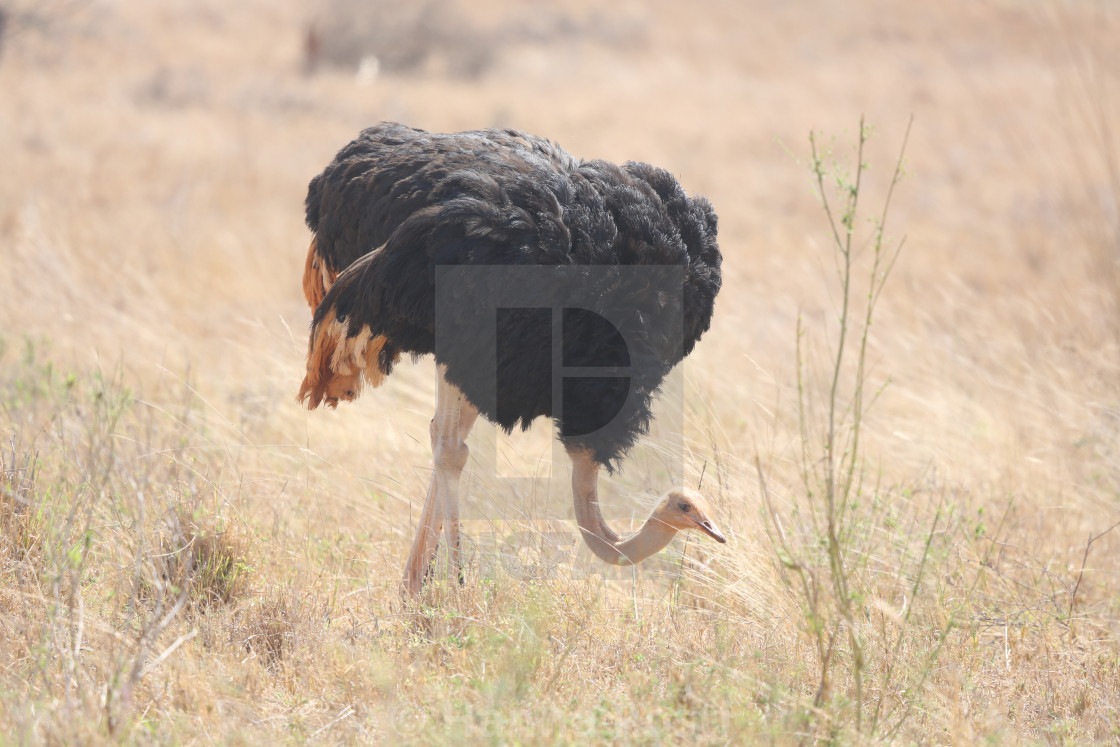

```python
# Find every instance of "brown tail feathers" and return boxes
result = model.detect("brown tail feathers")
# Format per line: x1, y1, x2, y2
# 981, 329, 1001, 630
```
298, 309, 399, 409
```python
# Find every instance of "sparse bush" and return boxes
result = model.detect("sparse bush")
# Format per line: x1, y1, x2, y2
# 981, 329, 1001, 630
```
303, 0, 648, 79
759, 118, 964, 739
0, 342, 259, 738
0, 0, 96, 64
306, 0, 492, 78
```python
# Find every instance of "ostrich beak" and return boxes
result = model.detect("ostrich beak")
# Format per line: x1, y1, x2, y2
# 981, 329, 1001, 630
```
694, 518, 727, 544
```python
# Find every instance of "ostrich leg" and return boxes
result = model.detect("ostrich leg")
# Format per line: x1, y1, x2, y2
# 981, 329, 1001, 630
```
440, 384, 479, 586
401, 366, 478, 596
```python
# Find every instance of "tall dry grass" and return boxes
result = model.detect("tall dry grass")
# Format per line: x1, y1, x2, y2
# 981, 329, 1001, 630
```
1, 0, 1119, 743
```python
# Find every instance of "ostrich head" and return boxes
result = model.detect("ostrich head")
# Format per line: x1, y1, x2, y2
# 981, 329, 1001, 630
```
569, 449, 727, 566
650, 488, 727, 543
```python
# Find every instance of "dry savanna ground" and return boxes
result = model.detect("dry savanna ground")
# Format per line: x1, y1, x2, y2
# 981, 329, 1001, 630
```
1, 0, 1119, 743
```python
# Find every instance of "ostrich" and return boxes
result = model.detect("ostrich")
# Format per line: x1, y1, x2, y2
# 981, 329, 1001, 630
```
297, 122, 725, 595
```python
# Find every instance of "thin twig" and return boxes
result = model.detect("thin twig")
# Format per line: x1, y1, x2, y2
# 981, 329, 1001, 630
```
1066, 518, 1120, 623
139, 629, 198, 679
310, 705, 355, 739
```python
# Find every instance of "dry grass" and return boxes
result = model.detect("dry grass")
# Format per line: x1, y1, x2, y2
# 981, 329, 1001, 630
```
1, 0, 1119, 743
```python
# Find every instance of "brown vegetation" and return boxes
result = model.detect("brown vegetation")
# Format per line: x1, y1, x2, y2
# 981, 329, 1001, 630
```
1, 0, 1118, 742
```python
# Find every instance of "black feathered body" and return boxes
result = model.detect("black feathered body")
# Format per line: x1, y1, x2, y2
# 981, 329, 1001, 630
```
301, 123, 721, 469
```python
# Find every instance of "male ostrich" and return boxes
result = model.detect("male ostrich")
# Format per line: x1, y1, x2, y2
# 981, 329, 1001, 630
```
297, 123, 725, 595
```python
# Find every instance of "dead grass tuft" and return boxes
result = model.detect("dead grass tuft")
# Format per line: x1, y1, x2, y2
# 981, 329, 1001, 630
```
0, 437, 38, 573
141, 507, 252, 611
235, 595, 298, 667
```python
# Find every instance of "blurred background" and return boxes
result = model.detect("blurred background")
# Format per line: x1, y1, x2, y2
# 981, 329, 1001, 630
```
2, 0, 1117, 511
1, 0, 1119, 741
1, 0, 1116, 376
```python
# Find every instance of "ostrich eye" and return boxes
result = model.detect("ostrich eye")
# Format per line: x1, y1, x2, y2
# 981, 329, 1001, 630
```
678, 502, 691, 513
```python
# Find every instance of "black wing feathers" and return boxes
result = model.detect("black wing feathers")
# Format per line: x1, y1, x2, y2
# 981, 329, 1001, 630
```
302, 123, 721, 468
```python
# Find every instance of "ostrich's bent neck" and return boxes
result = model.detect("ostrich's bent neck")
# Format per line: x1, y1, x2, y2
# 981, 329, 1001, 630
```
569, 448, 677, 566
